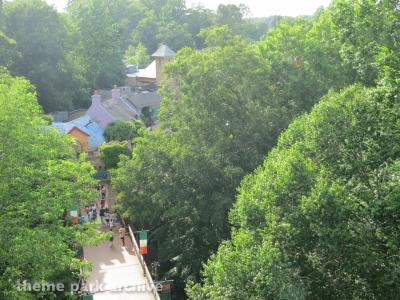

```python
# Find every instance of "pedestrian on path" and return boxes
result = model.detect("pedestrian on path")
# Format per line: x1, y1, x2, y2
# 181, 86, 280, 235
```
99, 207, 106, 224
119, 226, 126, 247
108, 213, 114, 228
101, 185, 106, 199
105, 212, 110, 226
92, 209, 97, 221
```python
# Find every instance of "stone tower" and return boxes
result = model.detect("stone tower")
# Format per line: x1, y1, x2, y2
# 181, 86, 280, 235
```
151, 45, 176, 84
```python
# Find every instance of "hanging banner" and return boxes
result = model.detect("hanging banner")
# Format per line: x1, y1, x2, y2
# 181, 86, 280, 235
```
139, 231, 148, 255
70, 205, 78, 225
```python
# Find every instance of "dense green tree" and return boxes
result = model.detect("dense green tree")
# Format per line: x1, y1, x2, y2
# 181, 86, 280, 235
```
188, 1, 400, 298
189, 84, 400, 299
0, 31, 17, 68
216, 4, 248, 29
104, 120, 143, 142
67, 0, 125, 89
125, 43, 151, 68
130, 0, 191, 52
184, 5, 215, 49
108, 0, 143, 49
100, 142, 131, 169
0, 71, 104, 299
2, 0, 83, 112
113, 20, 350, 296
156, 20, 195, 50
131, 11, 160, 53
240, 16, 285, 41
328, 0, 397, 85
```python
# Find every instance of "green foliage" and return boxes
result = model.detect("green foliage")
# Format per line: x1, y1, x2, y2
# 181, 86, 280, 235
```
327, 0, 398, 86
0, 0, 289, 113
112, 1, 400, 298
113, 16, 351, 294
192, 84, 400, 299
100, 142, 131, 169
0, 31, 17, 68
189, 2, 400, 298
125, 43, 151, 68
2, 0, 88, 112
0, 71, 100, 299
67, 0, 125, 89
199, 25, 241, 48
216, 4, 249, 34
103, 119, 143, 142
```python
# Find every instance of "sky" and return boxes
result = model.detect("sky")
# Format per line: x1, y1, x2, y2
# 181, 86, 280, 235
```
46, 0, 332, 18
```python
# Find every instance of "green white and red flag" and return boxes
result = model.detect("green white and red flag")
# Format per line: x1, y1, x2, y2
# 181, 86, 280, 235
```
70, 205, 78, 225
139, 231, 148, 255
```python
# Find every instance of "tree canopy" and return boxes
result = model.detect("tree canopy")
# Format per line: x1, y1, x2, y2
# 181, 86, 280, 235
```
112, 10, 356, 295
112, 0, 400, 298
2, 0, 400, 299
0, 0, 292, 112
0, 70, 105, 299
104, 119, 143, 142
1, 0, 84, 112
187, 0, 400, 299
188, 83, 400, 299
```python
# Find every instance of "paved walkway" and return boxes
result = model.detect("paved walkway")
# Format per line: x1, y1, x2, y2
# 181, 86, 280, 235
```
83, 227, 156, 300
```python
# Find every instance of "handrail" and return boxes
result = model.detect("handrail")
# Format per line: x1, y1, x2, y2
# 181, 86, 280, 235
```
128, 225, 161, 300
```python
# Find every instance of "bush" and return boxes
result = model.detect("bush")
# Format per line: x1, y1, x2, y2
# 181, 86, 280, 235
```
104, 120, 143, 142
100, 143, 131, 169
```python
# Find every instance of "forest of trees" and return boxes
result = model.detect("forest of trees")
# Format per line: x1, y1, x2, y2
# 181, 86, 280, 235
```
1, 0, 399, 299
0, 0, 284, 112
112, 0, 400, 299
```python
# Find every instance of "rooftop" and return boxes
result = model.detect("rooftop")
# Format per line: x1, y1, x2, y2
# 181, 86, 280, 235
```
126, 92, 162, 109
127, 60, 156, 79
52, 115, 105, 148
151, 45, 176, 58
101, 97, 140, 121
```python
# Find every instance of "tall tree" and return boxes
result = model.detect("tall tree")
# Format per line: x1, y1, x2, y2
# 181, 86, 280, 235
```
0, 31, 17, 68
67, 0, 125, 89
124, 43, 151, 68
188, 83, 400, 299
113, 20, 350, 296
2, 0, 81, 112
188, 1, 400, 298
0, 70, 103, 299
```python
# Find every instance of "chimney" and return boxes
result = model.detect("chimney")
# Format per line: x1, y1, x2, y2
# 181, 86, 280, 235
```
111, 85, 120, 100
91, 90, 101, 106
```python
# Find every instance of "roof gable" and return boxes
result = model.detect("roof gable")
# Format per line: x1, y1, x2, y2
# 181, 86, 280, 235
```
126, 92, 161, 109
100, 97, 140, 121
52, 115, 105, 148
68, 126, 90, 137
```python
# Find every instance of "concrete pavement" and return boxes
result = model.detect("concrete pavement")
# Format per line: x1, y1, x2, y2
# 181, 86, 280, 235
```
83, 228, 156, 300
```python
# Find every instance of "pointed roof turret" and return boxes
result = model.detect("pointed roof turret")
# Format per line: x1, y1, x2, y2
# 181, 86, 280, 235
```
152, 44, 176, 58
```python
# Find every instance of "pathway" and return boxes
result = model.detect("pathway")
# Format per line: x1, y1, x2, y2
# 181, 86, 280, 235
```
83, 227, 156, 300
81, 181, 157, 300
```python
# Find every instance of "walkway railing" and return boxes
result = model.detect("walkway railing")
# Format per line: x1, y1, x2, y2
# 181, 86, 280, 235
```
128, 225, 161, 300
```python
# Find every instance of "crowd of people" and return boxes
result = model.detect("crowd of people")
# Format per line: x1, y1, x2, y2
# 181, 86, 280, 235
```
78, 183, 119, 227
78, 182, 128, 249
